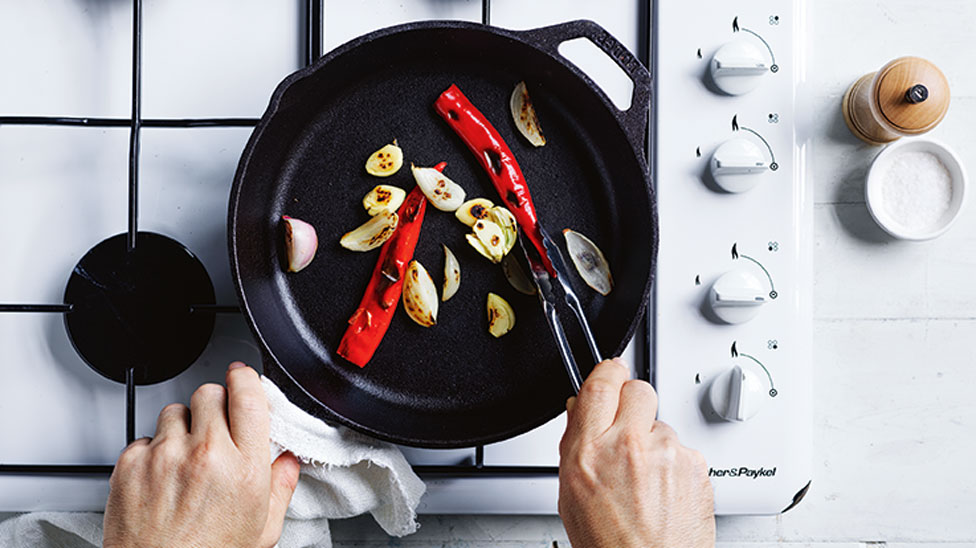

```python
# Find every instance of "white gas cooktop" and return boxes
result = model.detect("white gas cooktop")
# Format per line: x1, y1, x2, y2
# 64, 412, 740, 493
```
0, 0, 809, 515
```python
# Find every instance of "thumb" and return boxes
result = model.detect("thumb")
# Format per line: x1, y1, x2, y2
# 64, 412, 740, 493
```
258, 451, 301, 548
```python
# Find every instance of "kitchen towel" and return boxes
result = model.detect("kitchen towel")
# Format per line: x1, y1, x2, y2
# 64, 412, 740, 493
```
263, 375, 426, 547
0, 377, 425, 548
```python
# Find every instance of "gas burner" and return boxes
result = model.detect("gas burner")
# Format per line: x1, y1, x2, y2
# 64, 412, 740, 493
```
63, 232, 216, 385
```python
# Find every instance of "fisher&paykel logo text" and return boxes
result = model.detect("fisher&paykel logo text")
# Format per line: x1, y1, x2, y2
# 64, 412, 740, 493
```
709, 466, 777, 479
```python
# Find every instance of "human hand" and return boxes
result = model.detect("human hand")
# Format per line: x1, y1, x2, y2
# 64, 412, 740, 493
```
558, 358, 715, 548
103, 362, 300, 548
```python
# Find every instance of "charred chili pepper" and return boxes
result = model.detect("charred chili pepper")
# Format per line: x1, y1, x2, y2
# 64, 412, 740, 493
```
434, 84, 555, 276
338, 185, 428, 367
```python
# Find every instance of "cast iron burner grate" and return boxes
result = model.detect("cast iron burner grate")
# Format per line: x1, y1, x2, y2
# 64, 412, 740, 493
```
0, 0, 319, 474
0, 0, 650, 480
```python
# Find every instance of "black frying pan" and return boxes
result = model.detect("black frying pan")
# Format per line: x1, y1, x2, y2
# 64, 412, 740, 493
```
229, 20, 656, 448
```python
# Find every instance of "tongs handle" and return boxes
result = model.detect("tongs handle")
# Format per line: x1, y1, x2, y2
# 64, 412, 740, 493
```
539, 294, 584, 394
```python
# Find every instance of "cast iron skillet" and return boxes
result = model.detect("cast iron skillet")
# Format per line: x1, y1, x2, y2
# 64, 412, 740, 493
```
229, 20, 656, 448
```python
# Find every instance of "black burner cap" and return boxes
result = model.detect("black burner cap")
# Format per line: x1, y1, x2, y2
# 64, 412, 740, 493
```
63, 232, 216, 385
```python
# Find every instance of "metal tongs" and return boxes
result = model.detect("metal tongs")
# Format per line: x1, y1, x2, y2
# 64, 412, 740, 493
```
519, 226, 603, 394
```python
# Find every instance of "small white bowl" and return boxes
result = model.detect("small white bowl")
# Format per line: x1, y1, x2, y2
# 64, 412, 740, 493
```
865, 138, 967, 240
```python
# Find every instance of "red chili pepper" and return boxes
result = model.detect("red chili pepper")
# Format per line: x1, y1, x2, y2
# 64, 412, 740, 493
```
434, 84, 555, 276
337, 185, 427, 367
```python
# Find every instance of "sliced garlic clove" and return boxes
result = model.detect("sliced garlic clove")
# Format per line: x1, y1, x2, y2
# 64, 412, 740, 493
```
473, 219, 506, 262
563, 229, 613, 296
488, 206, 516, 230
365, 142, 403, 177
487, 292, 516, 338
488, 206, 518, 255
466, 233, 496, 262
411, 165, 467, 212
362, 185, 406, 216
403, 260, 438, 327
339, 210, 399, 252
501, 254, 536, 295
455, 198, 495, 227
510, 81, 546, 147
442, 244, 461, 302
282, 216, 318, 273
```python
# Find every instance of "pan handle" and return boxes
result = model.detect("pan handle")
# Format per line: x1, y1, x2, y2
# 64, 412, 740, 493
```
515, 20, 651, 153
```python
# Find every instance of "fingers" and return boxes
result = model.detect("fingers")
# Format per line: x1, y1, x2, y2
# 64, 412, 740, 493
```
153, 403, 190, 441
189, 382, 230, 441
613, 379, 658, 431
111, 437, 151, 488
123, 436, 152, 452
259, 452, 301, 548
225, 362, 270, 460
566, 358, 631, 441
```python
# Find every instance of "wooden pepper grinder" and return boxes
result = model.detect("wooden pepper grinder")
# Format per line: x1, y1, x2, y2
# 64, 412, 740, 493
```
843, 56, 950, 145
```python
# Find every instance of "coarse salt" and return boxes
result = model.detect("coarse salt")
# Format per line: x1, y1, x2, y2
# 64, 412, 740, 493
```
879, 151, 953, 232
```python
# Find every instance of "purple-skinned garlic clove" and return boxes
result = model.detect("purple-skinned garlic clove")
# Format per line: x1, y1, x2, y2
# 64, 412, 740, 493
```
282, 215, 318, 272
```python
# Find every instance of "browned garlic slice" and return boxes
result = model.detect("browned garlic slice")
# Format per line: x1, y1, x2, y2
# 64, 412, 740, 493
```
411, 165, 467, 212
442, 244, 460, 302
510, 81, 546, 147
362, 185, 406, 216
563, 229, 613, 296
473, 219, 506, 263
339, 210, 399, 252
465, 233, 494, 262
455, 198, 494, 227
486, 292, 515, 338
488, 206, 518, 255
282, 216, 318, 273
365, 142, 403, 177
403, 260, 438, 327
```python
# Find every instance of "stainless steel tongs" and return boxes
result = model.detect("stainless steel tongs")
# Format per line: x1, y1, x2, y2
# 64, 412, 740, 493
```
519, 226, 603, 394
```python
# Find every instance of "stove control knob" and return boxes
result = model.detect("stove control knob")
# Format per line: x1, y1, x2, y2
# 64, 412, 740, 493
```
709, 39, 769, 95
708, 365, 766, 422
709, 138, 767, 193
708, 268, 767, 324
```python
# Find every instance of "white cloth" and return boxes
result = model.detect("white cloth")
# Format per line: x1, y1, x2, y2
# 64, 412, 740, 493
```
0, 377, 425, 548
0, 512, 102, 547
263, 376, 426, 547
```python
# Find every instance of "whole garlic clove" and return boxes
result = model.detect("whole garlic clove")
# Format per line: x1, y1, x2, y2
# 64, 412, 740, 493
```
501, 254, 536, 295
563, 229, 613, 296
442, 244, 461, 302
510, 81, 546, 147
411, 164, 467, 212
282, 215, 318, 272
403, 260, 438, 327
486, 292, 516, 338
